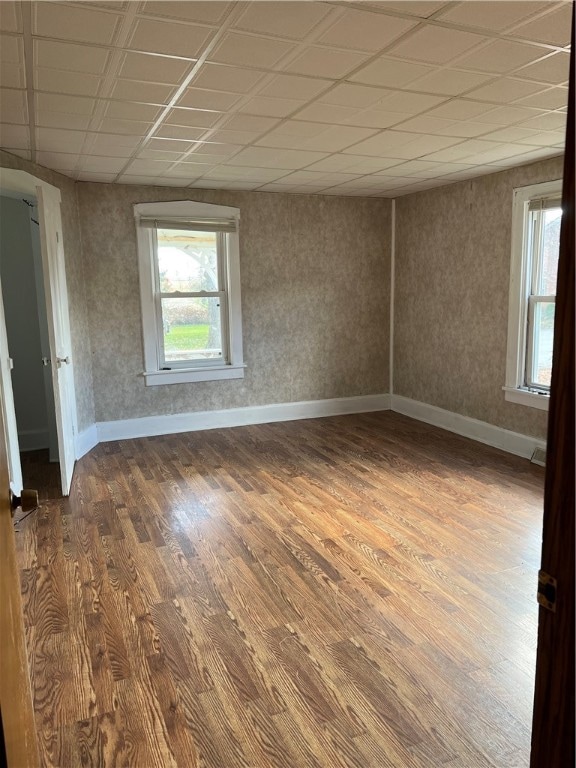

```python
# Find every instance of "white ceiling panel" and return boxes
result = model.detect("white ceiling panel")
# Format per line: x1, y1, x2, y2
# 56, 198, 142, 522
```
387, 26, 486, 65
33, 3, 121, 45
317, 8, 416, 52
234, 2, 333, 41
0, 0, 567, 196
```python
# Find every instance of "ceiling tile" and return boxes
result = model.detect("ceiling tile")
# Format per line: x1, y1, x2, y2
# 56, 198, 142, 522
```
146, 137, 194, 152
0, 34, 22, 64
258, 123, 377, 152
319, 83, 389, 109
434, 121, 493, 138
141, 1, 232, 24
35, 68, 102, 97
207, 128, 262, 145
209, 32, 295, 69
164, 162, 216, 177
237, 96, 304, 118
376, 90, 446, 113
0, 3, 22, 33
76, 171, 118, 182
192, 141, 242, 157
0, 123, 29, 149
479, 125, 548, 144
154, 124, 209, 140
422, 138, 502, 162
98, 117, 153, 135
177, 88, 241, 111
128, 18, 214, 59
473, 105, 543, 125
0, 62, 24, 89
221, 114, 279, 133
119, 51, 191, 83
389, 115, 456, 134
518, 111, 567, 131
35, 39, 110, 75
463, 77, 548, 104
124, 158, 175, 174
138, 147, 185, 161
35, 150, 79, 170
456, 40, 547, 74
203, 166, 286, 182
36, 111, 92, 130
510, 4, 573, 46
234, 2, 332, 40
110, 79, 175, 104
514, 52, 570, 84
317, 8, 416, 52
388, 134, 463, 159
257, 73, 331, 100
283, 46, 369, 78
165, 107, 222, 128
116, 174, 162, 184
341, 130, 418, 156
426, 99, 501, 120
34, 2, 121, 45
79, 155, 127, 173
387, 25, 486, 64
404, 68, 494, 96
104, 100, 161, 121
1, 148, 31, 161
342, 109, 411, 129
292, 102, 358, 124
516, 86, 568, 110
0, 88, 27, 123
36, 127, 87, 153
192, 63, 266, 93
373, 3, 447, 18
36, 92, 96, 115
437, 2, 547, 32
349, 57, 433, 88
227, 146, 329, 169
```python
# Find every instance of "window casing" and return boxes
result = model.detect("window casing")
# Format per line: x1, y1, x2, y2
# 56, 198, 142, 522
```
134, 201, 244, 386
504, 180, 562, 411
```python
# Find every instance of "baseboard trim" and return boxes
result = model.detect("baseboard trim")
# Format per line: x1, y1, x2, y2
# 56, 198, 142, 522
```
75, 424, 98, 459
391, 395, 546, 459
96, 394, 392, 443
18, 429, 49, 452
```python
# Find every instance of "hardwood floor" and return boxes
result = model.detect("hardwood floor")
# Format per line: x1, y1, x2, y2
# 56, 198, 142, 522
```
14, 412, 544, 767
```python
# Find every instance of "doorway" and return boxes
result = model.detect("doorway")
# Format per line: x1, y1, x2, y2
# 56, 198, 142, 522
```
0, 193, 61, 500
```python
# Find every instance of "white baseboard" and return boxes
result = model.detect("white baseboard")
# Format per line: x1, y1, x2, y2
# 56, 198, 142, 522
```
391, 395, 546, 459
18, 428, 48, 452
96, 393, 392, 443
75, 423, 98, 459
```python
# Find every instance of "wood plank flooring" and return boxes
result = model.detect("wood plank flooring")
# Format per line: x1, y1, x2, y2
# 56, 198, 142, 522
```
15, 412, 544, 767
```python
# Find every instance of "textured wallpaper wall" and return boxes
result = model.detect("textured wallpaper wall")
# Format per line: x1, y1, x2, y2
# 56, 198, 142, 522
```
76, 183, 391, 422
0, 150, 95, 431
394, 155, 564, 440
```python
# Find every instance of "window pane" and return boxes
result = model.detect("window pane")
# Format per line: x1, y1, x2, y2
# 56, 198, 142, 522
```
162, 297, 223, 362
537, 208, 561, 295
157, 229, 219, 293
531, 302, 555, 388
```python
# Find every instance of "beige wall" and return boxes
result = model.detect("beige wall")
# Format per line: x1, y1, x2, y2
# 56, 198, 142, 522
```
0, 150, 95, 431
76, 182, 391, 422
394, 156, 564, 440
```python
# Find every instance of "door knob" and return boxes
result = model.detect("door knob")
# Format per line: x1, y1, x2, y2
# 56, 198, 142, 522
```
42, 357, 51, 366
56, 356, 70, 365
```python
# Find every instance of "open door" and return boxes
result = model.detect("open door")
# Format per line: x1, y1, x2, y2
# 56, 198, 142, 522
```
0, 281, 23, 495
529, 6, 574, 766
35, 184, 77, 495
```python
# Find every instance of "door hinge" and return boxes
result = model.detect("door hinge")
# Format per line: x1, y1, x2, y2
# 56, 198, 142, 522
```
537, 570, 557, 612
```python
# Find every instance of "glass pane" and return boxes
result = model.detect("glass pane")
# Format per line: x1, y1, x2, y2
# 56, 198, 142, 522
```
157, 229, 219, 293
531, 302, 555, 388
537, 208, 562, 295
162, 297, 223, 362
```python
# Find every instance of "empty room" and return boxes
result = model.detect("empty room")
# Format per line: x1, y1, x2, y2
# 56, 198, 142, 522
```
0, 1, 573, 767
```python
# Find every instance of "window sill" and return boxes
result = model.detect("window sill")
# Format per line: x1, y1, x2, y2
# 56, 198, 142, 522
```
503, 386, 550, 411
143, 364, 246, 386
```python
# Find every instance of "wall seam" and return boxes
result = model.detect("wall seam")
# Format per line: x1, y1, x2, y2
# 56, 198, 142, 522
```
390, 198, 395, 397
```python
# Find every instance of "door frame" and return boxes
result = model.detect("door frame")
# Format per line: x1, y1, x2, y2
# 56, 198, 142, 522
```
0, 168, 78, 495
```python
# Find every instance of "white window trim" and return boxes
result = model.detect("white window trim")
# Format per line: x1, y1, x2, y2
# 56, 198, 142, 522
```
504, 179, 562, 411
134, 200, 245, 386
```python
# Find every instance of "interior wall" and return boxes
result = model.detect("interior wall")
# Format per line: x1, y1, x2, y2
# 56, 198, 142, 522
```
76, 182, 392, 423
0, 150, 95, 432
394, 155, 564, 440
0, 195, 48, 450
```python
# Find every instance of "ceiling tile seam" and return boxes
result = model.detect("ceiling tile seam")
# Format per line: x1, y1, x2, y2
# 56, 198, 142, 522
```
21, 0, 36, 160
113, 1, 252, 182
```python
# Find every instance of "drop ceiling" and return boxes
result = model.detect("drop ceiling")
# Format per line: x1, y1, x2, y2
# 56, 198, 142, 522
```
0, 0, 570, 197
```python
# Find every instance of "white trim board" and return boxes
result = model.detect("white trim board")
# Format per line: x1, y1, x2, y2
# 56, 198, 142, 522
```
96, 394, 392, 443
75, 423, 98, 459
392, 395, 546, 459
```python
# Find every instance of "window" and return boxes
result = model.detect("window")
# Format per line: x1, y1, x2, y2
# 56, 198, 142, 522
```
504, 180, 562, 410
134, 201, 244, 385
